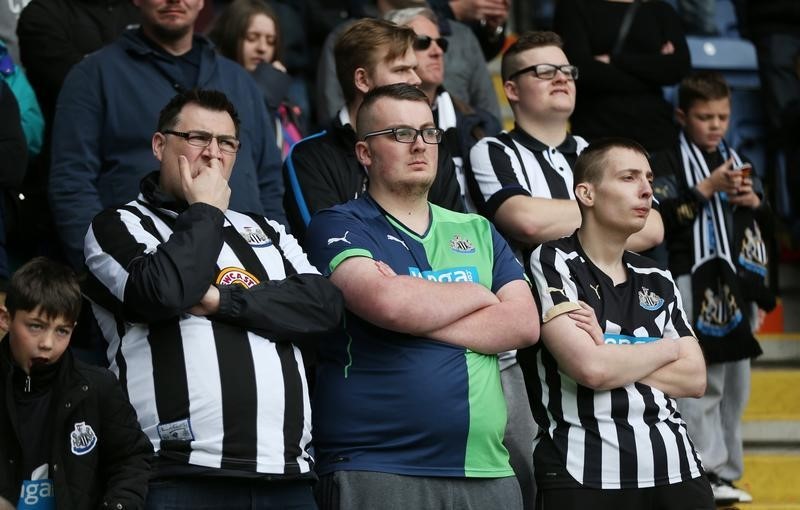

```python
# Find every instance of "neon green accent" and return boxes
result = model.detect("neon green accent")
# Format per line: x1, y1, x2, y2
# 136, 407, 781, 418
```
464, 352, 513, 477
329, 248, 373, 274
389, 207, 496, 289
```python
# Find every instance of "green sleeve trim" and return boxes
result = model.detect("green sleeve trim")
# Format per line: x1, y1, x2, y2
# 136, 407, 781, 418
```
329, 248, 373, 273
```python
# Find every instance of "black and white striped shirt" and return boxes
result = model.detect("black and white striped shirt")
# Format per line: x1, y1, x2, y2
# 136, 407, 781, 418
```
520, 233, 704, 489
468, 127, 589, 219
84, 177, 340, 477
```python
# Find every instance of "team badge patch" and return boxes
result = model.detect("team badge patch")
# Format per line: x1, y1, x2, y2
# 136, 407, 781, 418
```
450, 235, 475, 254
638, 287, 664, 311
216, 267, 260, 288
239, 226, 272, 247
70, 422, 97, 456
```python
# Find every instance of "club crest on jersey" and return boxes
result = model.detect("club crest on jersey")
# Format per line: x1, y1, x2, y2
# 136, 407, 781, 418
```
450, 235, 475, 254
638, 287, 664, 311
696, 284, 743, 337
239, 226, 272, 247
70, 422, 97, 456
216, 267, 260, 288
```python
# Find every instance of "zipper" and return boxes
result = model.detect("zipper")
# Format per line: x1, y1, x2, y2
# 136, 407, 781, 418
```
24, 375, 31, 393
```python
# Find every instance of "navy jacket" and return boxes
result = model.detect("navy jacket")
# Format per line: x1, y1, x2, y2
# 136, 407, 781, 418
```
50, 29, 285, 268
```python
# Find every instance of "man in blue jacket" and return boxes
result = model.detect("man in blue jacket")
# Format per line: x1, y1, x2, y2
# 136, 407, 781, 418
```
49, 0, 285, 268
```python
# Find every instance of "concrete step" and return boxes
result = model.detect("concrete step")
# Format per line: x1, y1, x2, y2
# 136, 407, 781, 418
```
743, 369, 800, 446
757, 333, 800, 365
734, 450, 800, 507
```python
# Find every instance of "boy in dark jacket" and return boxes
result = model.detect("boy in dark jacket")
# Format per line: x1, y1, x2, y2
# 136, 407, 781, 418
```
0, 257, 152, 510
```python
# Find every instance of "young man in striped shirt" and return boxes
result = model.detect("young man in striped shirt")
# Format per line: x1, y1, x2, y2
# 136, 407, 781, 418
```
83, 89, 344, 509
522, 138, 714, 508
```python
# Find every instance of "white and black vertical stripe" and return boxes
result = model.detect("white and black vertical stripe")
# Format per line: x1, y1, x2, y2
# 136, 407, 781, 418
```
85, 199, 315, 475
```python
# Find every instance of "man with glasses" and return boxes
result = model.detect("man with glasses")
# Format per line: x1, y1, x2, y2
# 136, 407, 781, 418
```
385, 7, 500, 213
83, 89, 344, 509
305, 83, 539, 510
49, 0, 285, 269
284, 18, 464, 245
470, 31, 663, 253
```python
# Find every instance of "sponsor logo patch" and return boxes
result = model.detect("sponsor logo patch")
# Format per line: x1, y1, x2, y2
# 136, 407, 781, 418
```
239, 226, 272, 247
449, 235, 475, 254
638, 287, 664, 311
70, 422, 97, 456
216, 267, 260, 288
157, 418, 195, 442
409, 266, 478, 283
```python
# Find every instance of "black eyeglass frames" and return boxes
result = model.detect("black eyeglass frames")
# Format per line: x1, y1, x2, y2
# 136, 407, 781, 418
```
508, 63, 579, 81
362, 127, 443, 145
162, 130, 241, 154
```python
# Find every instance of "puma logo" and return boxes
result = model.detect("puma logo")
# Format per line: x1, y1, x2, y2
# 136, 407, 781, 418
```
386, 235, 408, 250
590, 284, 601, 300
327, 231, 351, 245
546, 286, 567, 298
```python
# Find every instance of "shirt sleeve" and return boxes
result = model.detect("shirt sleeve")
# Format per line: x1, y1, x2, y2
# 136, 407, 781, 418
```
489, 222, 527, 292
305, 207, 380, 276
529, 243, 582, 323
469, 137, 530, 219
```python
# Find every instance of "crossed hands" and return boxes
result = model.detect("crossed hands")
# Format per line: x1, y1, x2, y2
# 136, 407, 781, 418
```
449, 0, 510, 29
569, 300, 605, 345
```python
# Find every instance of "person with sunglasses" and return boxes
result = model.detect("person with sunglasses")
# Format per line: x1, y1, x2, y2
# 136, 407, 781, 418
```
305, 83, 539, 510
283, 18, 465, 246
385, 7, 501, 214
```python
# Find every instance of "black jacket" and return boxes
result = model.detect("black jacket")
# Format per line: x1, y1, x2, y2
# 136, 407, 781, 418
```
0, 341, 153, 510
283, 115, 465, 245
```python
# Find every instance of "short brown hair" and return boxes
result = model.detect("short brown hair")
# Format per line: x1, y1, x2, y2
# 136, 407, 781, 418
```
6, 257, 82, 323
678, 71, 731, 112
157, 89, 241, 138
573, 137, 649, 189
208, 0, 282, 65
356, 83, 431, 139
335, 18, 416, 104
502, 31, 564, 81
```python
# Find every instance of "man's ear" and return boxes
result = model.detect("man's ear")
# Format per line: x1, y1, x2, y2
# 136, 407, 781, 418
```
355, 140, 372, 168
0, 305, 10, 331
575, 182, 594, 207
152, 132, 166, 161
503, 79, 519, 104
354, 67, 371, 96
675, 108, 687, 127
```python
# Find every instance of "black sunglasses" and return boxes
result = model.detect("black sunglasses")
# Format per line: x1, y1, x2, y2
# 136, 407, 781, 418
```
413, 35, 448, 53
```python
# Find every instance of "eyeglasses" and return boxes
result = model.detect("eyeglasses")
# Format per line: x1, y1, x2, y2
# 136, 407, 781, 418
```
162, 130, 241, 154
362, 127, 443, 144
508, 63, 579, 81
413, 35, 449, 53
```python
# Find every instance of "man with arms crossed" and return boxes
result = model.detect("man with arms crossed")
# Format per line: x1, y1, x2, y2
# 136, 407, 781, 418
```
306, 83, 539, 509
522, 138, 713, 508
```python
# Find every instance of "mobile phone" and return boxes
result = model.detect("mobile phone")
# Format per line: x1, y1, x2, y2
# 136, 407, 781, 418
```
734, 163, 752, 178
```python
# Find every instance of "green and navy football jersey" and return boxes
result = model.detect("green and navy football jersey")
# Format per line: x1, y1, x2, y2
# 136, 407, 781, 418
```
306, 195, 526, 478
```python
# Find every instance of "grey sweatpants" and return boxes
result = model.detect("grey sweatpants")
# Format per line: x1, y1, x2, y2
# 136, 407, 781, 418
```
676, 274, 752, 481
315, 471, 522, 510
